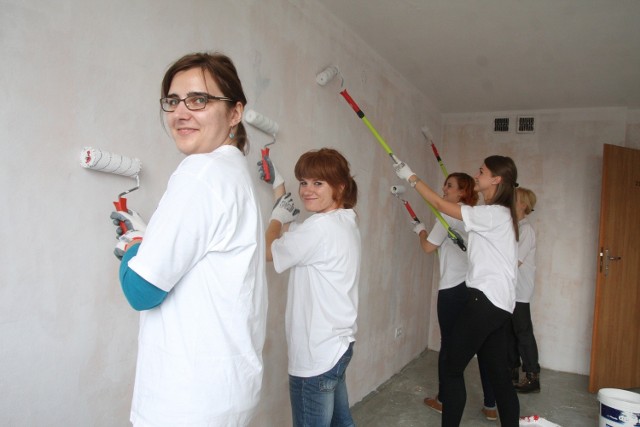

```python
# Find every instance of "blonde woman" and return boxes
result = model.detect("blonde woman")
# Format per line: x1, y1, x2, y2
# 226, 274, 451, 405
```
508, 187, 541, 393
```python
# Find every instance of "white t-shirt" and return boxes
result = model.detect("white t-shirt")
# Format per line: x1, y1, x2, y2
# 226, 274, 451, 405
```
516, 218, 537, 302
271, 209, 361, 377
461, 204, 518, 313
127, 145, 267, 427
426, 210, 469, 290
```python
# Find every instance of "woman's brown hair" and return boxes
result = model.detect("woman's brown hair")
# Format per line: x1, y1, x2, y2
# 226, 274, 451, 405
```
447, 172, 479, 206
294, 148, 358, 209
161, 52, 249, 154
484, 155, 519, 240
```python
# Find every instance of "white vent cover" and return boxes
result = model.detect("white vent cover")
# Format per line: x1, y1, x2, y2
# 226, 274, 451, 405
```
517, 116, 535, 133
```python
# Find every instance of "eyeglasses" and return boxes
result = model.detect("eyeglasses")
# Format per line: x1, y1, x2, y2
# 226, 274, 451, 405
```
160, 94, 235, 112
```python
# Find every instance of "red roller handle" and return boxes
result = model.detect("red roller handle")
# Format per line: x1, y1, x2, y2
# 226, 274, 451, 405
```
340, 89, 361, 115
261, 146, 271, 182
113, 197, 129, 233
403, 200, 419, 223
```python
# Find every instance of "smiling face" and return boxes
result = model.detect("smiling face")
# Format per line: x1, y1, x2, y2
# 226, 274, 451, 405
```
442, 176, 464, 203
298, 178, 342, 213
474, 163, 501, 202
165, 68, 242, 155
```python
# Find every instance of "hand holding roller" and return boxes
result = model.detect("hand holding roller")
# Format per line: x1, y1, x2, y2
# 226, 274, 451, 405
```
80, 146, 142, 234
244, 109, 279, 183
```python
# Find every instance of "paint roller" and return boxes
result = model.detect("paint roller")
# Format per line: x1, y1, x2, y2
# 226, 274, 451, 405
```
422, 126, 448, 177
391, 185, 420, 223
420, 126, 468, 251
244, 109, 279, 182
316, 65, 399, 163
80, 146, 142, 233
316, 65, 466, 251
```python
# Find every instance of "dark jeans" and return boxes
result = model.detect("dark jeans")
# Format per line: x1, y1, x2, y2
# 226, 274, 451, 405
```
441, 288, 519, 427
507, 302, 540, 373
437, 283, 495, 408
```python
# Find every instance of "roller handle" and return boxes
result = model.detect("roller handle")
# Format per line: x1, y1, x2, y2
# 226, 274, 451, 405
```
113, 197, 129, 233
340, 89, 362, 116
403, 200, 419, 223
261, 146, 271, 182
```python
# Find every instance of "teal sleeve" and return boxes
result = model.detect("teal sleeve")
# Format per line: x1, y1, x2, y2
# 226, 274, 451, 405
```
119, 244, 168, 311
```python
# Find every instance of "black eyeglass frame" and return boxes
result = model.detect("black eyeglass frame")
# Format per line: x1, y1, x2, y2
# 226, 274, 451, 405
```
160, 93, 235, 112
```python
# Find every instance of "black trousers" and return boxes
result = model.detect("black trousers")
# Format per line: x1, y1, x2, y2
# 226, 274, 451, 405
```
440, 288, 519, 427
437, 283, 496, 408
437, 283, 468, 399
507, 302, 540, 373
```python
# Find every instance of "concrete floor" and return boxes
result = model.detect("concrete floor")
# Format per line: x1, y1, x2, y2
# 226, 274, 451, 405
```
350, 349, 631, 426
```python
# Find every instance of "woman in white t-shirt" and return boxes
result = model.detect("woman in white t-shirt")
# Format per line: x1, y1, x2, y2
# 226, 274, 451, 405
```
109, 52, 267, 427
508, 187, 541, 393
413, 173, 499, 421
394, 155, 520, 427
261, 148, 361, 427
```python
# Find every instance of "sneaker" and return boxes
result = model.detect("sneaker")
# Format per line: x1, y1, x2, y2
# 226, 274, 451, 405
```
515, 372, 540, 393
423, 396, 442, 414
482, 406, 498, 421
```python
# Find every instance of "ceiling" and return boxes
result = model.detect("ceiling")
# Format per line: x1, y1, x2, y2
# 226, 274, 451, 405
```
320, 0, 640, 114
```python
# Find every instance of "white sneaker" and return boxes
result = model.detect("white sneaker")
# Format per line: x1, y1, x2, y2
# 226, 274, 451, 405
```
519, 415, 562, 427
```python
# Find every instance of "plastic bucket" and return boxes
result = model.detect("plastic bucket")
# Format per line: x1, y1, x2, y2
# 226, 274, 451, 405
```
597, 388, 640, 427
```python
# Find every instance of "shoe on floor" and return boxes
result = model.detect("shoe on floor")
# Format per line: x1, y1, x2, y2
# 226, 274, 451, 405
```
423, 396, 442, 414
516, 372, 541, 393
482, 406, 498, 421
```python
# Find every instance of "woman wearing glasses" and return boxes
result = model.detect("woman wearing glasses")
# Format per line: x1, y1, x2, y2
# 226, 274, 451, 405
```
110, 52, 267, 426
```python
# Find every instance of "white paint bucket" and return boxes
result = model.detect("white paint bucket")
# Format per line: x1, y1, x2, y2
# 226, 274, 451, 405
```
597, 388, 640, 427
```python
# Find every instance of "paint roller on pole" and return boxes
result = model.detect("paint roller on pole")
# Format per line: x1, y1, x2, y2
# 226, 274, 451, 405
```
391, 185, 420, 223
422, 127, 448, 177
244, 109, 279, 182
316, 66, 399, 163
316, 66, 466, 251
420, 126, 468, 251
80, 147, 142, 233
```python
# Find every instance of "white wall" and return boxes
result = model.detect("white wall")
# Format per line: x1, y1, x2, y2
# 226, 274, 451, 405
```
424, 107, 640, 375
0, 0, 438, 425
3, 0, 638, 425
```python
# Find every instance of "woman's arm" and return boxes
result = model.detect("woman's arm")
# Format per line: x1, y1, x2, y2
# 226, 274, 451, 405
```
394, 161, 463, 220
412, 177, 462, 220
417, 229, 440, 254
119, 244, 168, 310
265, 183, 290, 262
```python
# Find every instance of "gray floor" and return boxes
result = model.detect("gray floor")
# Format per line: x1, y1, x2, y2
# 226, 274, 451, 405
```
351, 349, 627, 426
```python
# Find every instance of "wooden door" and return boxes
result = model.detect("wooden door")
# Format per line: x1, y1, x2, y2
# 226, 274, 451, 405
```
589, 144, 640, 392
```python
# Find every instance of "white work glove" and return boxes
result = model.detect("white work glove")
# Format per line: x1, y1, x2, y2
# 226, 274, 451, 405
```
113, 230, 144, 260
412, 220, 427, 236
393, 159, 416, 182
257, 156, 284, 189
110, 209, 147, 260
270, 192, 300, 224
110, 209, 147, 236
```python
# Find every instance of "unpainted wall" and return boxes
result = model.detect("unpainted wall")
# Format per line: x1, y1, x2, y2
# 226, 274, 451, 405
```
0, 0, 437, 425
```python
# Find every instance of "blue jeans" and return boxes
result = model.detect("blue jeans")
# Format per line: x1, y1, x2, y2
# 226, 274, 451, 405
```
289, 342, 355, 427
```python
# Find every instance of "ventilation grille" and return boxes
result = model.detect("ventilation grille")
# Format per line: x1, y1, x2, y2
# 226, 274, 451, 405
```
494, 118, 509, 132
517, 116, 535, 133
